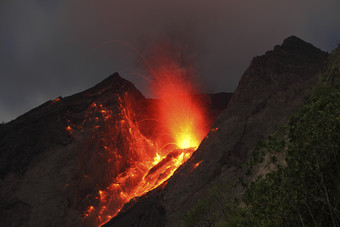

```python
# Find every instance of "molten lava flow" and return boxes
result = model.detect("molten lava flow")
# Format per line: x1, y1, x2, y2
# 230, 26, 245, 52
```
82, 42, 209, 227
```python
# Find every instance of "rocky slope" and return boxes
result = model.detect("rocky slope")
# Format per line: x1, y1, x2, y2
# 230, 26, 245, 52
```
0, 74, 153, 226
0, 73, 230, 226
104, 36, 328, 227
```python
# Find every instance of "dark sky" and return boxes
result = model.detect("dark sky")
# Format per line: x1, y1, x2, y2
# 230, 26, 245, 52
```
1, 0, 340, 122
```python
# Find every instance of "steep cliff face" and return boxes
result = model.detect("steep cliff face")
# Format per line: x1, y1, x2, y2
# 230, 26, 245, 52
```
104, 36, 328, 227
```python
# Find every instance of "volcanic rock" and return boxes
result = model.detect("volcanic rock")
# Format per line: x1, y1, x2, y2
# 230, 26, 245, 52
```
0, 73, 151, 227
0, 71, 230, 226
103, 36, 328, 227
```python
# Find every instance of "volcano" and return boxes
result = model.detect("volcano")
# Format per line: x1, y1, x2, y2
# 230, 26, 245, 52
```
0, 36, 328, 227
0, 70, 231, 226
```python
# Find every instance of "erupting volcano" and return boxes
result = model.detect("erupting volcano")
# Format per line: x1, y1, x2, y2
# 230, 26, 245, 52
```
1, 36, 328, 227
80, 43, 209, 226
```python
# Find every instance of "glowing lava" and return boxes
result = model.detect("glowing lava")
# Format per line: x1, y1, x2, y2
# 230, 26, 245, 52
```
81, 42, 208, 227
149, 43, 207, 150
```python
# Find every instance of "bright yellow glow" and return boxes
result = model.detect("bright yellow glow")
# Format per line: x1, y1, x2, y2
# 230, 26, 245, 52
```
176, 134, 199, 149
175, 125, 200, 149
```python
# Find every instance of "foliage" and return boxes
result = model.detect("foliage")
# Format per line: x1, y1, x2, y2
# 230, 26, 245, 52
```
184, 199, 216, 227
322, 43, 340, 82
184, 185, 237, 227
236, 81, 340, 226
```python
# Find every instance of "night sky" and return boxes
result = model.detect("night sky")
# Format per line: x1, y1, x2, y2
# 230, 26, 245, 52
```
1, 0, 340, 123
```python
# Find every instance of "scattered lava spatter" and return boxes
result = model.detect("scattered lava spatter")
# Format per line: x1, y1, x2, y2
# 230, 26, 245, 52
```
81, 44, 208, 227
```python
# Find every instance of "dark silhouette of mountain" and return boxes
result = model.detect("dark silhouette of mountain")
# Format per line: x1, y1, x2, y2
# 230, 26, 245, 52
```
0, 73, 230, 226
0, 36, 328, 227
0, 73, 154, 226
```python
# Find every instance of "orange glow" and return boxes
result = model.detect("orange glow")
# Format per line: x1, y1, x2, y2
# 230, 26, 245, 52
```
210, 127, 219, 133
52, 98, 60, 103
149, 44, 207, 150
66, 126, 72, 134
193, 160, 203, 170
81, 42, 210, 227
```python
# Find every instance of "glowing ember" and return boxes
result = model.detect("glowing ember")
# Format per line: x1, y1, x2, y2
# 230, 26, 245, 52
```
66, 126, 72, 134
193, 160, 203, 170
52, 97, 60, 103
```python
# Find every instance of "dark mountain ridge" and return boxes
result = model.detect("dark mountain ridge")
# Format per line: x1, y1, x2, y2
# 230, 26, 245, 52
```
0, 74, 230, 226
104, 35, 328, 227
0, 35, 328, 227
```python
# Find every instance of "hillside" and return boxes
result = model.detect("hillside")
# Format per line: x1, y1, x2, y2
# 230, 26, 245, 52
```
186, 44, 340, 226
105, 36, 328, 226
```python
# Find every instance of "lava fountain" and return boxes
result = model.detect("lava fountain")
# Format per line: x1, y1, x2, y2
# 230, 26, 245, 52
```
148, 42, 207, 150
82, 42, 208, 227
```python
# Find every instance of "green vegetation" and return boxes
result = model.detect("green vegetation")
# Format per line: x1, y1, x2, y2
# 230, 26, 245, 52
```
184, 45, 340, 227
237, 83, 340, 226
323, 44, 340, 83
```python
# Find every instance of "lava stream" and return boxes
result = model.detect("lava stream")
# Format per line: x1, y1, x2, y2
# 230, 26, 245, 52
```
83, 43, 208, 227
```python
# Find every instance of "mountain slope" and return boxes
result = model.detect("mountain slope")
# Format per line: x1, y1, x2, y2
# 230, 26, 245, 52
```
0, 73, 152, 226
104, 36, 328, 227
0, 72, 231, 226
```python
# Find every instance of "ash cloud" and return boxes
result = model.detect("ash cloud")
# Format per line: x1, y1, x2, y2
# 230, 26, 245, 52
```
1, 0, 340, 122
